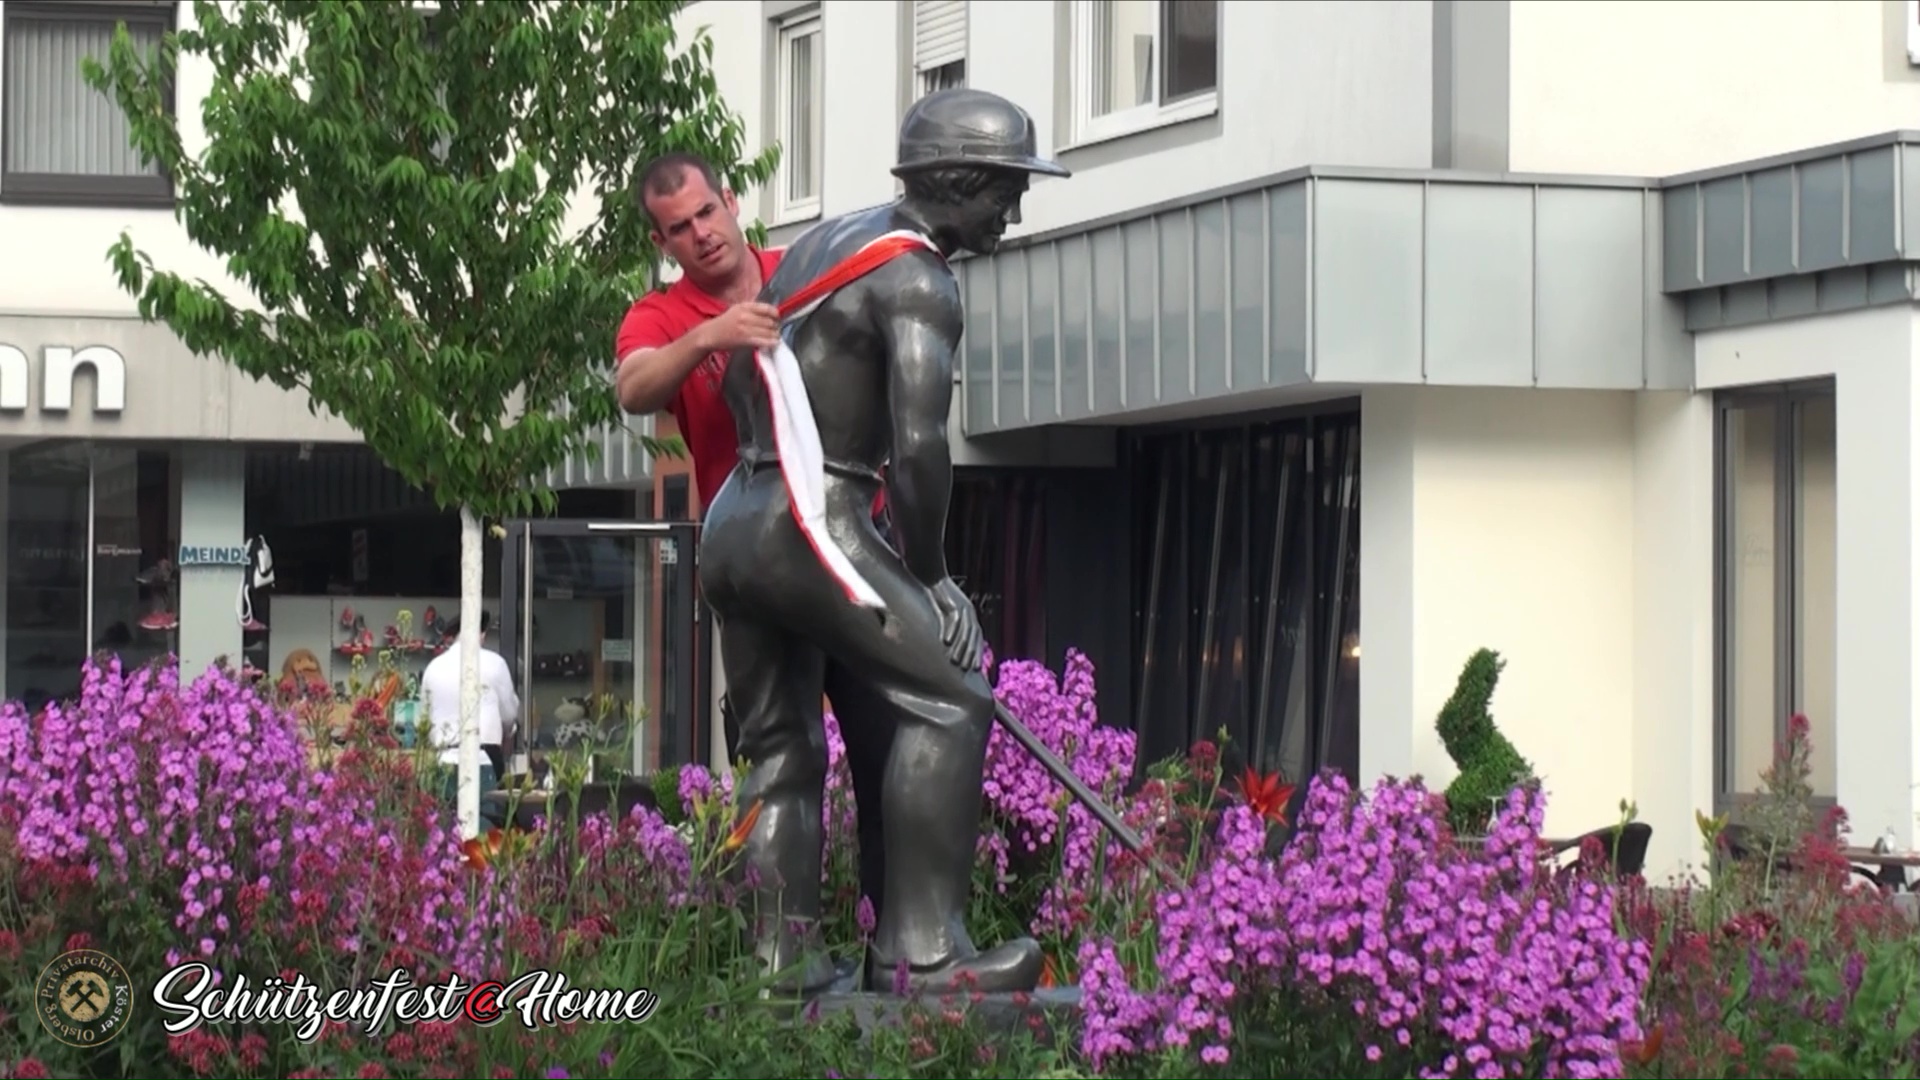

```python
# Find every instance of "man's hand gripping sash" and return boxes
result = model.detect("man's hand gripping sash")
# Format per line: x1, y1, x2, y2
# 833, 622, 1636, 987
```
755, 230, 944, 613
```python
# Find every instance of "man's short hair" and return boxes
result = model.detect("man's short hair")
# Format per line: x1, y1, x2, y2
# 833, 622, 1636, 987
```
444, 610, 492, 639
636, 152, 725, 228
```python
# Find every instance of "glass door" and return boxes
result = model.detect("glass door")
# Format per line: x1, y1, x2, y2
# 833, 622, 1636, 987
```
498, 520, 701, 782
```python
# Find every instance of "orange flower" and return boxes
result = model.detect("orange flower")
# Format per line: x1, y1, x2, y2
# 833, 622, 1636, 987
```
1236, 766, 1296, 825
460, 828, 505, 871
725, 799, 765, 853
1038, 953, 1060, 989
1620, 1023, 1665, 1065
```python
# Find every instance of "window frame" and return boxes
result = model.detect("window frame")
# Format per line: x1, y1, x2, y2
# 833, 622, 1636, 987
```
917, 59, 965, 99
1067, 0, 1220, 149
772, 7, 824, 225
0, 0, 179, 209
1711, 378, 1839, 814
910, 0, 966, 100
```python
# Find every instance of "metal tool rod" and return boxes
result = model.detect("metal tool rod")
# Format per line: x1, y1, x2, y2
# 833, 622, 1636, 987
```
992, 700, 1149, 856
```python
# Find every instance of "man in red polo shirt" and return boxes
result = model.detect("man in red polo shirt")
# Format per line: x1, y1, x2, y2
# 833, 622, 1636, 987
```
615, 152, 784, 506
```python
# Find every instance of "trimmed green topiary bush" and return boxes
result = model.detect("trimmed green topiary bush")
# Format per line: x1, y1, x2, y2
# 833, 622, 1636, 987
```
1436, 648, 1535, 837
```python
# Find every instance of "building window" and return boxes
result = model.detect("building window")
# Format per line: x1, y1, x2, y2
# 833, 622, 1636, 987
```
4, 443, 92, 713
90, 445, 182, 674
912, 0, 967, 99
1129, 411, 1360, 801
1068, 0, 1218, 147
1714, 382, 1837, 804
0, 0, 177, 207
773, 8, 824, 223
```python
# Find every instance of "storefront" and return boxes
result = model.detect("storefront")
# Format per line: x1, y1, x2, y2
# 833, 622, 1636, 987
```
0, 315, 658, 752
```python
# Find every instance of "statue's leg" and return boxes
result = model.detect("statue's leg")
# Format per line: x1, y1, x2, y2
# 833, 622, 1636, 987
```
720, 610, 836, 995
830, 499, 904, 925
795, 537, 1041, 996
824, 662, 893, 927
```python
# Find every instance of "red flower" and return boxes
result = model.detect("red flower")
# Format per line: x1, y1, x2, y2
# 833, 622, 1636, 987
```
460, 829, 506, 871
1620, 1022, 1665, 1065
725, 799, 765, 853
1236, 766, 1295, 825
12, 1059, 49, 1080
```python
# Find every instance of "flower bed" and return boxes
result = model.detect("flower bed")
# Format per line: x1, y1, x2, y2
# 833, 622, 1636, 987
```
0, 652, 1895, 1078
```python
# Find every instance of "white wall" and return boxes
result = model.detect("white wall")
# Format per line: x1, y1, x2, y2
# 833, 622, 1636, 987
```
1361, 386, 1644, 848
0, 1, 249, 315
1508, 0, 1920, 176
0, 2, 657, 322
1358, 362, 1895, 878
1629, 390, 1716, 879
1695, 304, 1920, 850
679, 0, 1435, 241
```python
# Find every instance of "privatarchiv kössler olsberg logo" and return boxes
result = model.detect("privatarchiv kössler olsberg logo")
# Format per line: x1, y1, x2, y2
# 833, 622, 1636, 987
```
37, 949, 134, 1047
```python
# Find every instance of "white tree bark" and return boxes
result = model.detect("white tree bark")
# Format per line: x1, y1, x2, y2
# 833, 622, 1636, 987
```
457, 505, 484, 840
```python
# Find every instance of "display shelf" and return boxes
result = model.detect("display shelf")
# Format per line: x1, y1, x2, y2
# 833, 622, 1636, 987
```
266, 595, 613, 733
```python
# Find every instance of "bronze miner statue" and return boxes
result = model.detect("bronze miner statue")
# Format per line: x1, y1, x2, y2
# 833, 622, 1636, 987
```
699, 87, 1070, 996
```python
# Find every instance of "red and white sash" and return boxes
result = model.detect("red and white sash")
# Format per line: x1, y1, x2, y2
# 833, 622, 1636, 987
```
756, 229, 944, 611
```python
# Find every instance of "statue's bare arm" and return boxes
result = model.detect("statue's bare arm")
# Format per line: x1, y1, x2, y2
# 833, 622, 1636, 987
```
873, 254, 966, 590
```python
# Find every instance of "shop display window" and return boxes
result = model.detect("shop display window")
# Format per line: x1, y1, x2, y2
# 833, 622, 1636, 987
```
4, 443, 91, 712
90, 446, 183, 676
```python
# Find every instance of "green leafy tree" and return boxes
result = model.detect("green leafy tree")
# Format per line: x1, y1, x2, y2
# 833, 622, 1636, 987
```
85, 0, 777, 836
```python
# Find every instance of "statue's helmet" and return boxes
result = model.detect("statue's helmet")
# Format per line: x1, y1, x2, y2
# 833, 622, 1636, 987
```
892, 88, 1072, 180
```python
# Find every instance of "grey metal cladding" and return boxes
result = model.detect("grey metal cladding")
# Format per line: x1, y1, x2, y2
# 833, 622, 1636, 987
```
1660, 131, 1920, 295
956, 166, 1679, 435
543, 407, 657, 491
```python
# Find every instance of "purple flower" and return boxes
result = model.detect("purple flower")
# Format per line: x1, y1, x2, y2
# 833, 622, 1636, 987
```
1078, 775, 1650, 1076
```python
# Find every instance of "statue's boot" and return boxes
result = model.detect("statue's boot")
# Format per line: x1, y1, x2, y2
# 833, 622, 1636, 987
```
757, 918, 840, 997
865, 935, 1045, 995
860, 682, 1045, 997
733, 748, 838, 997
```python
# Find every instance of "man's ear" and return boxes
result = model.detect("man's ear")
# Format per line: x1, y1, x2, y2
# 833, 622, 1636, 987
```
723, 189, 740, 216
648, 228, 665, 250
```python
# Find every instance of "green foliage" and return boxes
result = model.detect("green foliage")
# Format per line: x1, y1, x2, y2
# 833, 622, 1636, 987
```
1436, 648, 1534, 836
651, 763, 686, 825
82, 0, 778, 520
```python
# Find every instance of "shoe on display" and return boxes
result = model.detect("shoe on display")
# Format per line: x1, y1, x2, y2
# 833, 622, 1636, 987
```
338, 606, 357, 631
138, 609, 178, 632
134, 559, 175, 587
337, 628, 375, 658
241, 617, 267, 633
245, 536, 276, 590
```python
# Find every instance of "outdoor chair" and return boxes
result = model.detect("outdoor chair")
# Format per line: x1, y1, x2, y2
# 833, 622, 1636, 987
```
1542, 822, 1652, 878
1718, 822, 1901, 891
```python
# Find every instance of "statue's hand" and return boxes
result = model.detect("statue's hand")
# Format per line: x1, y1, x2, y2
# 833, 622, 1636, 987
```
930, 578, 984, 673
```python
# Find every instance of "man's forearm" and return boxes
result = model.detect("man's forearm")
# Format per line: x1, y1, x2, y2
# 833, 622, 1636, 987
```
890, 436, 953, 587
617, 327, 712, 415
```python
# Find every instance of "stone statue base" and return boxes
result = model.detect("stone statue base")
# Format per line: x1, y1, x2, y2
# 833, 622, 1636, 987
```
778, 958, 1083, 1045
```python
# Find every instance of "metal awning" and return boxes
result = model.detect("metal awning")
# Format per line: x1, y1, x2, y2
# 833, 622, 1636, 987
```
954, 164, 1688, 436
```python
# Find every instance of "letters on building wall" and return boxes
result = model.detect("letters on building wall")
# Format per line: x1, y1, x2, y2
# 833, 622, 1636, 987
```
0, 345, 128, 415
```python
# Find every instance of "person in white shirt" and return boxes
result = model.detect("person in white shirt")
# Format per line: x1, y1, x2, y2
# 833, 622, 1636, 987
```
420, 610, 521, 796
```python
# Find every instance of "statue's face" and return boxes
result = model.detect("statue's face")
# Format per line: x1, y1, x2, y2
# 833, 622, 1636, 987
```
955, 172, 1031, 255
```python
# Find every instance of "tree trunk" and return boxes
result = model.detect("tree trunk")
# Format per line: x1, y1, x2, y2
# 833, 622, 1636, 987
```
457, 505, 484, 840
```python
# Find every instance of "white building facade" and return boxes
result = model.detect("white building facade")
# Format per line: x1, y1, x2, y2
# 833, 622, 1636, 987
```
677, 0, 1920, 876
